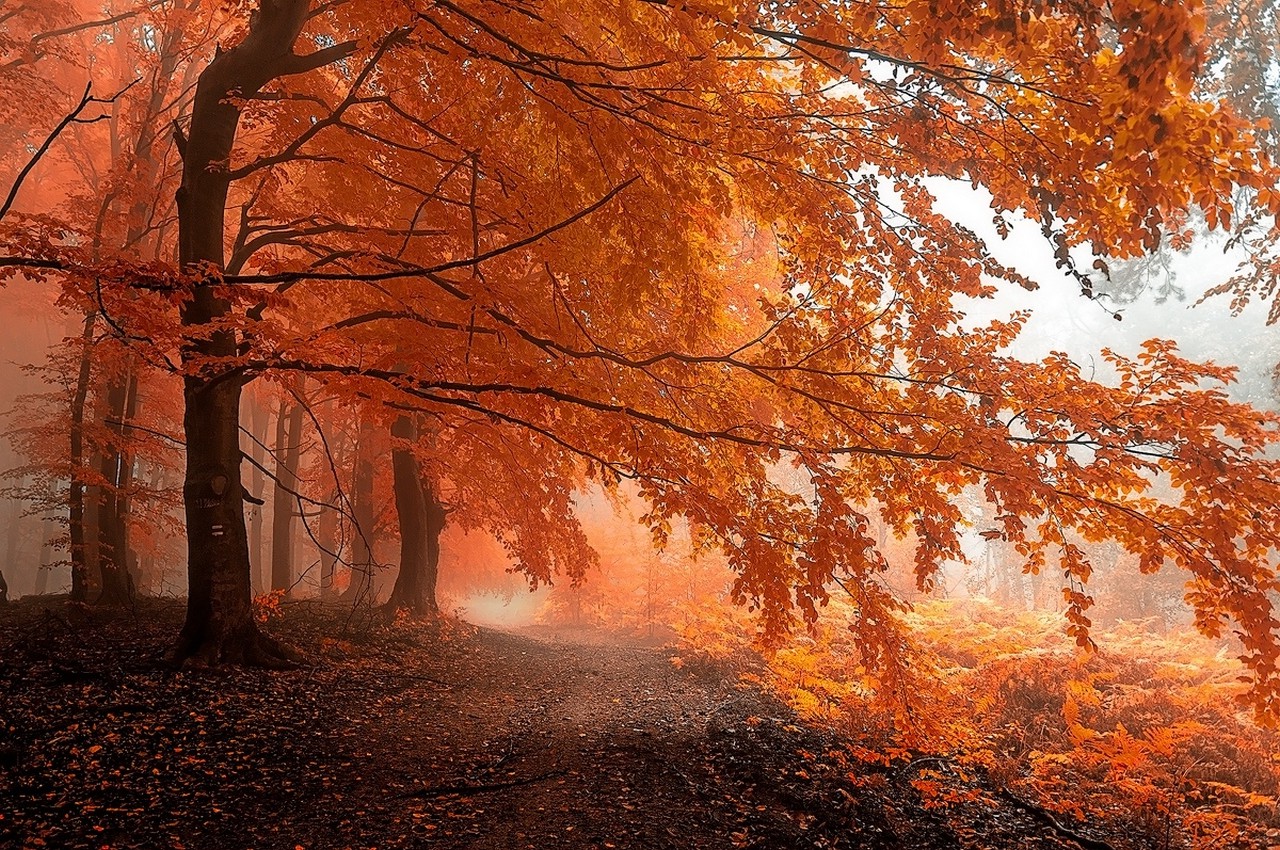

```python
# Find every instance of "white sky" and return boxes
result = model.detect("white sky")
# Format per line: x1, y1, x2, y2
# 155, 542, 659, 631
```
928, 178, 1280, 409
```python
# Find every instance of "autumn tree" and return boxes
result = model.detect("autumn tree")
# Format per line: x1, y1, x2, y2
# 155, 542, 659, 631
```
0, 0, 207, 602
4, 0, 1280, 718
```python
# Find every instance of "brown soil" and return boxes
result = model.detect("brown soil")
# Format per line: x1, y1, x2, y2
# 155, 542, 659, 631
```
0, 598, 1097, 849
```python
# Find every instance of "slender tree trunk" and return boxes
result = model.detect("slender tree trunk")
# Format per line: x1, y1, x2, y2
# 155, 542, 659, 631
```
1028, 565, 1046, 610
247, 398, 268, 591
33, 565, 48, 596
1138, 573, 1154, 620
84, 451, 101, 596
270, 400, 288, 592
342, 441, 377, 604
90, 12, 189, 605
37, 493, 59, 595
385, 416, 442, 617
6, 497, 25, 588
422, 482, 443, 612
68, 313, 96, 602
318, 512, 337, 596
99, 373, 138, 605
569, 588, 581, 626
991, 545, 1013, 607
270, 389, 304, 594
8, 494, 44, 596
141, 552, 157, 594
318, 499, 338, 599
170, 0, 345, 664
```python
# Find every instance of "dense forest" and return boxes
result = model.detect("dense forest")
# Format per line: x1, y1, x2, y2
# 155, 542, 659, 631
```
2, 1, 1279, 848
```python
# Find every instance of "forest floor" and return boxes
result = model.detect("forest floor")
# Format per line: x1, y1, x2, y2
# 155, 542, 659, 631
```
0, 597, 1106, 850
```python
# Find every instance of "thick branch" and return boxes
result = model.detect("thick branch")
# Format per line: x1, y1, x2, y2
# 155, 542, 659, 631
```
278, 39, 359, 76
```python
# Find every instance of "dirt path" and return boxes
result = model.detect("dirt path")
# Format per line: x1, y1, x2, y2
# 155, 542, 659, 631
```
357, 630, 823, 850
0, 602, 1089, 850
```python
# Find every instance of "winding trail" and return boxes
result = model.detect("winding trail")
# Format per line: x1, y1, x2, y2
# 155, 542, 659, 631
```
357, 630, 802, 849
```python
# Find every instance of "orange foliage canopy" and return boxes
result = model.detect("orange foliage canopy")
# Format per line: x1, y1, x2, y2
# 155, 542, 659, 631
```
2, 1, 1279, 710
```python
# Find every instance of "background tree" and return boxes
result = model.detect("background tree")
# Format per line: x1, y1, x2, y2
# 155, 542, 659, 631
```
1, 0, 218, 602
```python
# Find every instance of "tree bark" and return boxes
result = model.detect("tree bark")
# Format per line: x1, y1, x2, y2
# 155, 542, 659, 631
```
6, 496, 27, 592
341, 441, 377, 604
246, 397, 268, 592
270, 389, 304, 594
98, 373, 138, 605
318, 498, 338, 599
84, 451, 102, 597
385, 416, 443, 617
171, 0, 347, 665
94, 10, 185, 606
1028, 564, 1047, 610
68, 313, 96, 602
37, 494, 59, 596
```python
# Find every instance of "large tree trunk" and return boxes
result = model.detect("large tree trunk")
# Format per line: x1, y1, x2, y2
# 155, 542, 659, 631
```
385, 416, 443, 617
420, 476, 446, 614
170, 0, 342, 665
173, 350, 283, 663
270, 388, 304, 594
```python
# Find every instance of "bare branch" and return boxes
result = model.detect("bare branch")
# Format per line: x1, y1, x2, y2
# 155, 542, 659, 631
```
225, 175, 640, 285
29, 0, 169, 46
1, 80, 138, 221
227, 28, 411, 179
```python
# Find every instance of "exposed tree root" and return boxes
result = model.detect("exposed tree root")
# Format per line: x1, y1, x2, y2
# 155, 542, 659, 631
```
998, 789, 1115, 850
407, 769, 567, 799
379, 600, 440, 623
96, 568, 136, 609
168, 622, 305, 670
